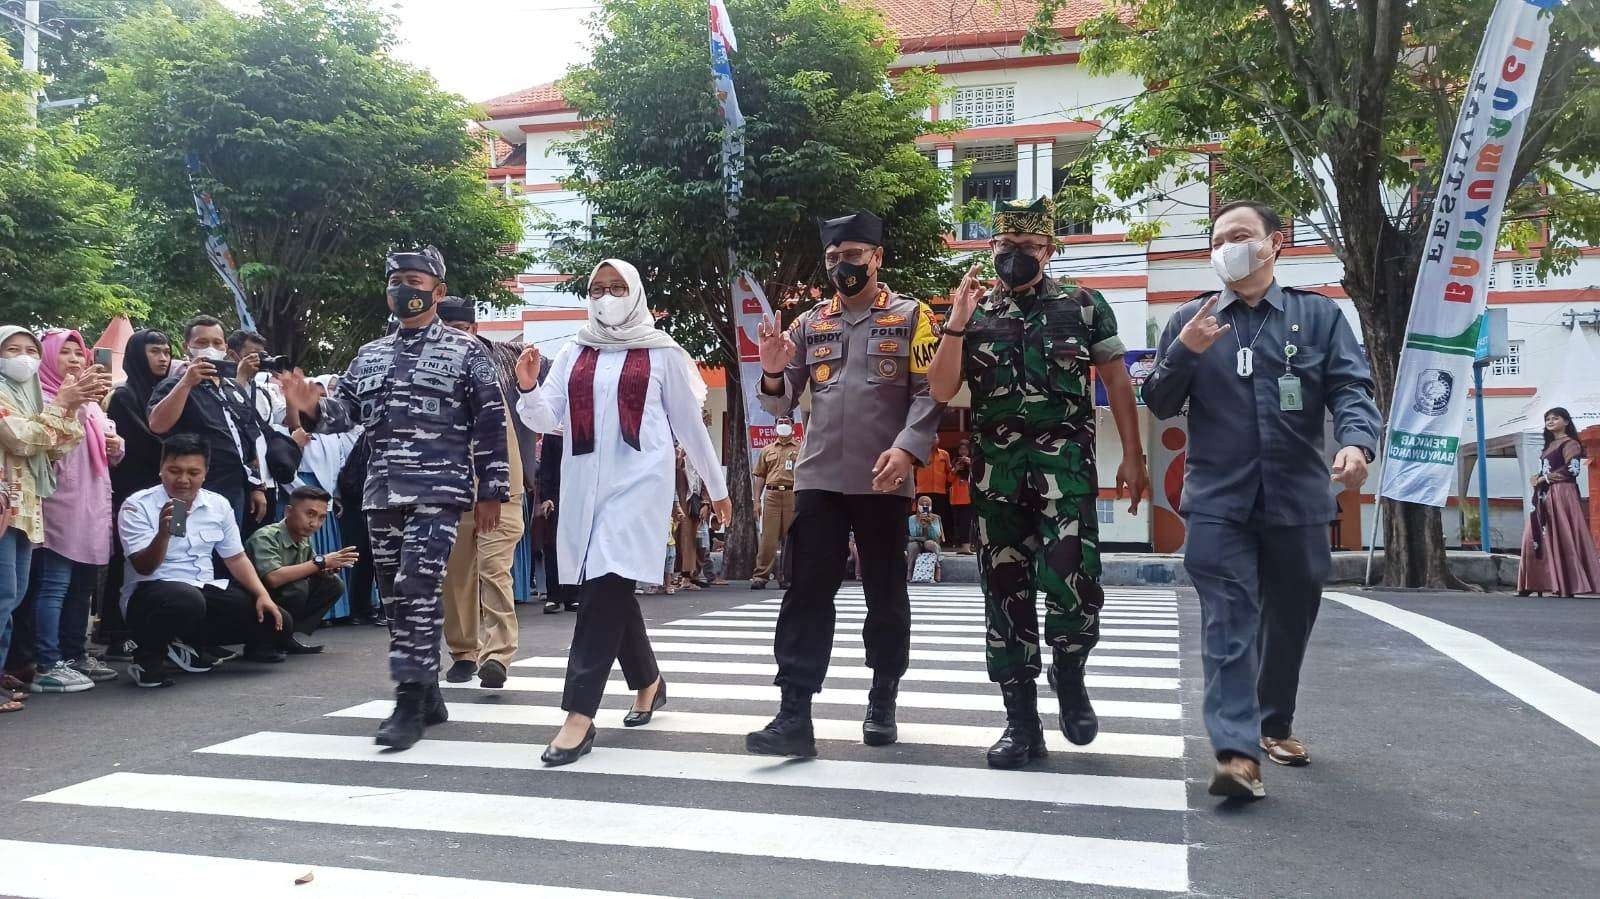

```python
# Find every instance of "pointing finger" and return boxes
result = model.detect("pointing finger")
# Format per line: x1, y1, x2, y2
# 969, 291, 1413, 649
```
1198, 294, 1220, 316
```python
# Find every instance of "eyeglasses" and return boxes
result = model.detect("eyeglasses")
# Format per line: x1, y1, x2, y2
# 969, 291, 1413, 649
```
587, 284, 630, 299
824, 248, 876, 266
992, 240, 1051, 255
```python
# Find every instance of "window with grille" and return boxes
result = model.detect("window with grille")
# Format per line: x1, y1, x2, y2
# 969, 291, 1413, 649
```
1486, 265, 1497, 289
1052, 168, 1093, 236
961, 171, 1016, 241
961, 143, 1016, 165
1096, 499, 1115, 524
1510, 262, 1542, 288
1491, 340, 1522, 377
952, 85, 1016, 127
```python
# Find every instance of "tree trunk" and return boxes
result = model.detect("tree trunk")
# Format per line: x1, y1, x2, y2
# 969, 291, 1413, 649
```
1344, 219, 1471, 590
720, 353, 758, 580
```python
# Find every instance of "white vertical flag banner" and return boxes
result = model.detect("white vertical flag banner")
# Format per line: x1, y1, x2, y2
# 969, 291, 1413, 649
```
1379, 0, 1560, 507
710, 0, 779, 464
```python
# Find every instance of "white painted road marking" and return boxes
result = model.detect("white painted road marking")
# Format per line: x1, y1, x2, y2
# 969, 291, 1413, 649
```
508, 655, 1179, 689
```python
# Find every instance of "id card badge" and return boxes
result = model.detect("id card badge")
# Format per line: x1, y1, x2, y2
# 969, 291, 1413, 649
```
784, 458, 795, 471
1278, 374, 1304, 411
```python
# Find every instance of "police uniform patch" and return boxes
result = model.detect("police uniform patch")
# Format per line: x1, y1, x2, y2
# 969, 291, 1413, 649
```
874, 313, 907, 327
877, 340, 902, 354
814, 362, 833, 384
812, 346, 834, 359
811, 319, 842, 333
876, 357, 900, 380
909, 307, 938, 375
872, 291, 890, 310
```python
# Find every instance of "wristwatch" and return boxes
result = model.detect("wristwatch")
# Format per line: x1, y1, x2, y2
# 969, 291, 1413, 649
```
313, 554, 327, 572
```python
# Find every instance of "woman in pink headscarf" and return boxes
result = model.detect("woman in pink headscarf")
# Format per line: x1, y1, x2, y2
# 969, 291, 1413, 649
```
30, 330, 125, 692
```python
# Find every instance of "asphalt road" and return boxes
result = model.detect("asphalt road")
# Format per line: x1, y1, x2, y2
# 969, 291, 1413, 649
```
0, 582, 1595, 897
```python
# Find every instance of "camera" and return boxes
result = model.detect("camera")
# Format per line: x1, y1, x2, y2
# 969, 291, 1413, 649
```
257, 354, 292, 374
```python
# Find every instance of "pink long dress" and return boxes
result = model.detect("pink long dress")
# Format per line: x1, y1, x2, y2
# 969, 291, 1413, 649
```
1517, 437, 1600, 597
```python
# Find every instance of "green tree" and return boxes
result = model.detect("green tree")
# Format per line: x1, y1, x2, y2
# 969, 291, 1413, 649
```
541, 0, 958, 577
88, 0, 530, 369
1028, 0, 1599, 588
0, 0, 215, 108
0, 52, 131, 329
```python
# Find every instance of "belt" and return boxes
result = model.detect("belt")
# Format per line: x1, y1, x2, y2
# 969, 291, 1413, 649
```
766, 485, 793, 492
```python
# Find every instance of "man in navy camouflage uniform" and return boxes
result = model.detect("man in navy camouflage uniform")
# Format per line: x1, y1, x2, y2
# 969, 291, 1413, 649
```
282, 246, 510, 750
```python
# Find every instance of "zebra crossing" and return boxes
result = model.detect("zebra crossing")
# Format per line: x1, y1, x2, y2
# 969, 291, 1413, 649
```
10, 584, 1192, 896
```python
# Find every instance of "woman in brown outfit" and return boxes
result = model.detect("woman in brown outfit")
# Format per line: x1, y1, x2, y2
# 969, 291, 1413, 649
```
1518, 407, 1600, 597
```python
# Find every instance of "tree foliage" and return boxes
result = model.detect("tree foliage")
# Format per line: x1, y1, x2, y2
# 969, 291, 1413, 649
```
1029, 0, 1599, 587
0, 0, 216, 107
88, 0, 530, 369
541, 0, 959, 576
0, 53, 131, 330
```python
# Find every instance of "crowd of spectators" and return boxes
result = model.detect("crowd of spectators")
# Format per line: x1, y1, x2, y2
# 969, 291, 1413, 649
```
0, 313, 571, 711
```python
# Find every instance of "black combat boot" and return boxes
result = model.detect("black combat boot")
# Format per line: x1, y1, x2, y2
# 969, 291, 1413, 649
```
375, 682, 427, 750
745, 686, 817, 757
1048, 648, 1099, 746
423, 682, 448, 726
987, 680, 1048, 769
863, 673, 899, 746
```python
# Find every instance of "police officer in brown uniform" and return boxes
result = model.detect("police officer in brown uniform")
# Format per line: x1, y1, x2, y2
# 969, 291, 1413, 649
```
750, 416, 801, 590
746, 211, 942, 758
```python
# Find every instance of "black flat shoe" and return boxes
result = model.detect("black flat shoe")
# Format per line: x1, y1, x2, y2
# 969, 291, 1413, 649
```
543, 600, 562, 614
284, 636, 323, 655
541, 725, 596, 766
623, 678, 667, 727
445, 659, 477, 683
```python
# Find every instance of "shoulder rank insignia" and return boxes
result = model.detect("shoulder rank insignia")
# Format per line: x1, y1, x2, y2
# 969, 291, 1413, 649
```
814, 362, 833, 383
872, 291, 890, 310
873, 313, 907, 327
821, 297, 843, 318
811, 319, 842, 333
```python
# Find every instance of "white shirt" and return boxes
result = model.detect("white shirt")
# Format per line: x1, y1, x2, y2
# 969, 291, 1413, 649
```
118, 485, 244, 610
517, 345, 728, 586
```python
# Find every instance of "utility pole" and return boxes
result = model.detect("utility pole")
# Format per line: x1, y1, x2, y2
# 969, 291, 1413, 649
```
2, 1, 62, 121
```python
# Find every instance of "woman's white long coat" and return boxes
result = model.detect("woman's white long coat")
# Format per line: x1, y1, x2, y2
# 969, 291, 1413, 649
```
517, 344, 728, 586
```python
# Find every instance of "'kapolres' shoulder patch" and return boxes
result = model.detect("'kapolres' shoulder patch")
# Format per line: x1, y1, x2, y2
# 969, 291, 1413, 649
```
909, 302, 938, 374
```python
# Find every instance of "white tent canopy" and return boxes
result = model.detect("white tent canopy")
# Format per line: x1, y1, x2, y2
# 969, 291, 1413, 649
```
1457, 325, 1600, 533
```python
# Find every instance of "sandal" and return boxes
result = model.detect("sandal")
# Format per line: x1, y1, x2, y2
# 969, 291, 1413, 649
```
1, 674, 28, 703
1, 698, 23, 713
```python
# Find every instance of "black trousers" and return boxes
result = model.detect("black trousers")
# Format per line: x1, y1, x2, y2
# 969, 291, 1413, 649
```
125, 580, 295, 669
541, 509, 570, 604
271, 573, 345, 636
337, 502, 377, 618
562, 574, 657, 718
774, 490, 911, 693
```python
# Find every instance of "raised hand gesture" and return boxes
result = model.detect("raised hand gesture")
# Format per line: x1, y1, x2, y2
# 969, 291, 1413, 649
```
756, 314, 796, 374
278, 369, 321, 416
1177, 294, 1233, 354
516, 345, 542, 391
947, 263, 988, 332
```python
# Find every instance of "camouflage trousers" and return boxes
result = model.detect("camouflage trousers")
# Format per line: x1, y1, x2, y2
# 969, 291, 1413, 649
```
973, 491, 1104, 684
369, 504, 462, 684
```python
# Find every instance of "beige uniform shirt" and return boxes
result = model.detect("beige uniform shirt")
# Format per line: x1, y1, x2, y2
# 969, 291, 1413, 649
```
760, 288, 943, 497
754, 439, 801, 490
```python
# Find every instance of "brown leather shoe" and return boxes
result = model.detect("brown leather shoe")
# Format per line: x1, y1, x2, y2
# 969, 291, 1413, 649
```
1260, 735, 1311, 767
1208, 756, 1266, 800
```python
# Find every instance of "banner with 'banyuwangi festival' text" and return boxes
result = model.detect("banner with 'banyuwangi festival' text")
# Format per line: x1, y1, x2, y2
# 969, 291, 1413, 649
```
1379, 0, 1561, 507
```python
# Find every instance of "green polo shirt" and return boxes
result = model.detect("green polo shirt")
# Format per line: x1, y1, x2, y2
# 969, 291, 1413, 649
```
246, 520, 314, 602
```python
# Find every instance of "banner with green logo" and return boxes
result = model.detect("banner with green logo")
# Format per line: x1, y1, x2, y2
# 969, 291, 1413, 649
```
1378, 0, 1559, 507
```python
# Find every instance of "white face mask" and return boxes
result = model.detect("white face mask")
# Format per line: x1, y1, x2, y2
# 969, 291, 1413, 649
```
0, 355, 40, 383
775, 423, 794, 438
1210, 238, 1268, 285
189, 345, 227, 362
594, 293, 641, 329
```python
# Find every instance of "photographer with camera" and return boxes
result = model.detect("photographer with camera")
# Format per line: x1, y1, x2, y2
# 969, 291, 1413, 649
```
226, 330, 299, 536
147, 317, 269, 529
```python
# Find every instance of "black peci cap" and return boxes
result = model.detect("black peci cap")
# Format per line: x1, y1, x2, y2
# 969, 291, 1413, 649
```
385, 245, 447, 280
819, 211, 884, 249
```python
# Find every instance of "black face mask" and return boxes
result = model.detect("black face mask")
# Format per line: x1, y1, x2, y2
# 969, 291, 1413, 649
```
388, 284, 436, 318
995, 249, 1042, 289
828, 260, 872, 297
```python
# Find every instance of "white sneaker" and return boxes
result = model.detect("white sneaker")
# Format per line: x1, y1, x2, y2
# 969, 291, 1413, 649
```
70, 656, 119, 683
165, 641, 216, 673
30, 661, 95, 693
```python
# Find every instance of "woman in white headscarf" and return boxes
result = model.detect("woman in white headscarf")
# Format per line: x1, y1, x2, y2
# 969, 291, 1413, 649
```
516, 259, 730, 765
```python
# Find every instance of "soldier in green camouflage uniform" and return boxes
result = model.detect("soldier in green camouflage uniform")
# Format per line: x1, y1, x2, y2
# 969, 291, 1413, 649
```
927, 196, 1148, 768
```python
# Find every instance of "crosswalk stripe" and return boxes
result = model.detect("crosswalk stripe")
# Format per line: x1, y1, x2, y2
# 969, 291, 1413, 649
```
437, 677, 1182, 720
661, 618, 1182, 639
726, 606, 1179, 622
637, 640, 1179, 669
326, 701, 1186, 758
28, 773, 1188, 892
648, 625, 1182, 644
639, 640, 1177, 662
508, 656, 1179, 690
0, 839, 650, 898
199, 732, 1188, 812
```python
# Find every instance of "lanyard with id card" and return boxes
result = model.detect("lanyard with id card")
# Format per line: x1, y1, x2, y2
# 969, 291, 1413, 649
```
1279, 339, 1303, 411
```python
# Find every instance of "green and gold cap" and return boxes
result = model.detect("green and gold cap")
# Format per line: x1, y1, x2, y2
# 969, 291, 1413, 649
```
993, 196, 1055, 238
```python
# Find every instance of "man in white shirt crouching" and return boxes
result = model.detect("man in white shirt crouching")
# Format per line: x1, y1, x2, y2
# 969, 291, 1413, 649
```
119, 433, 288, 687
